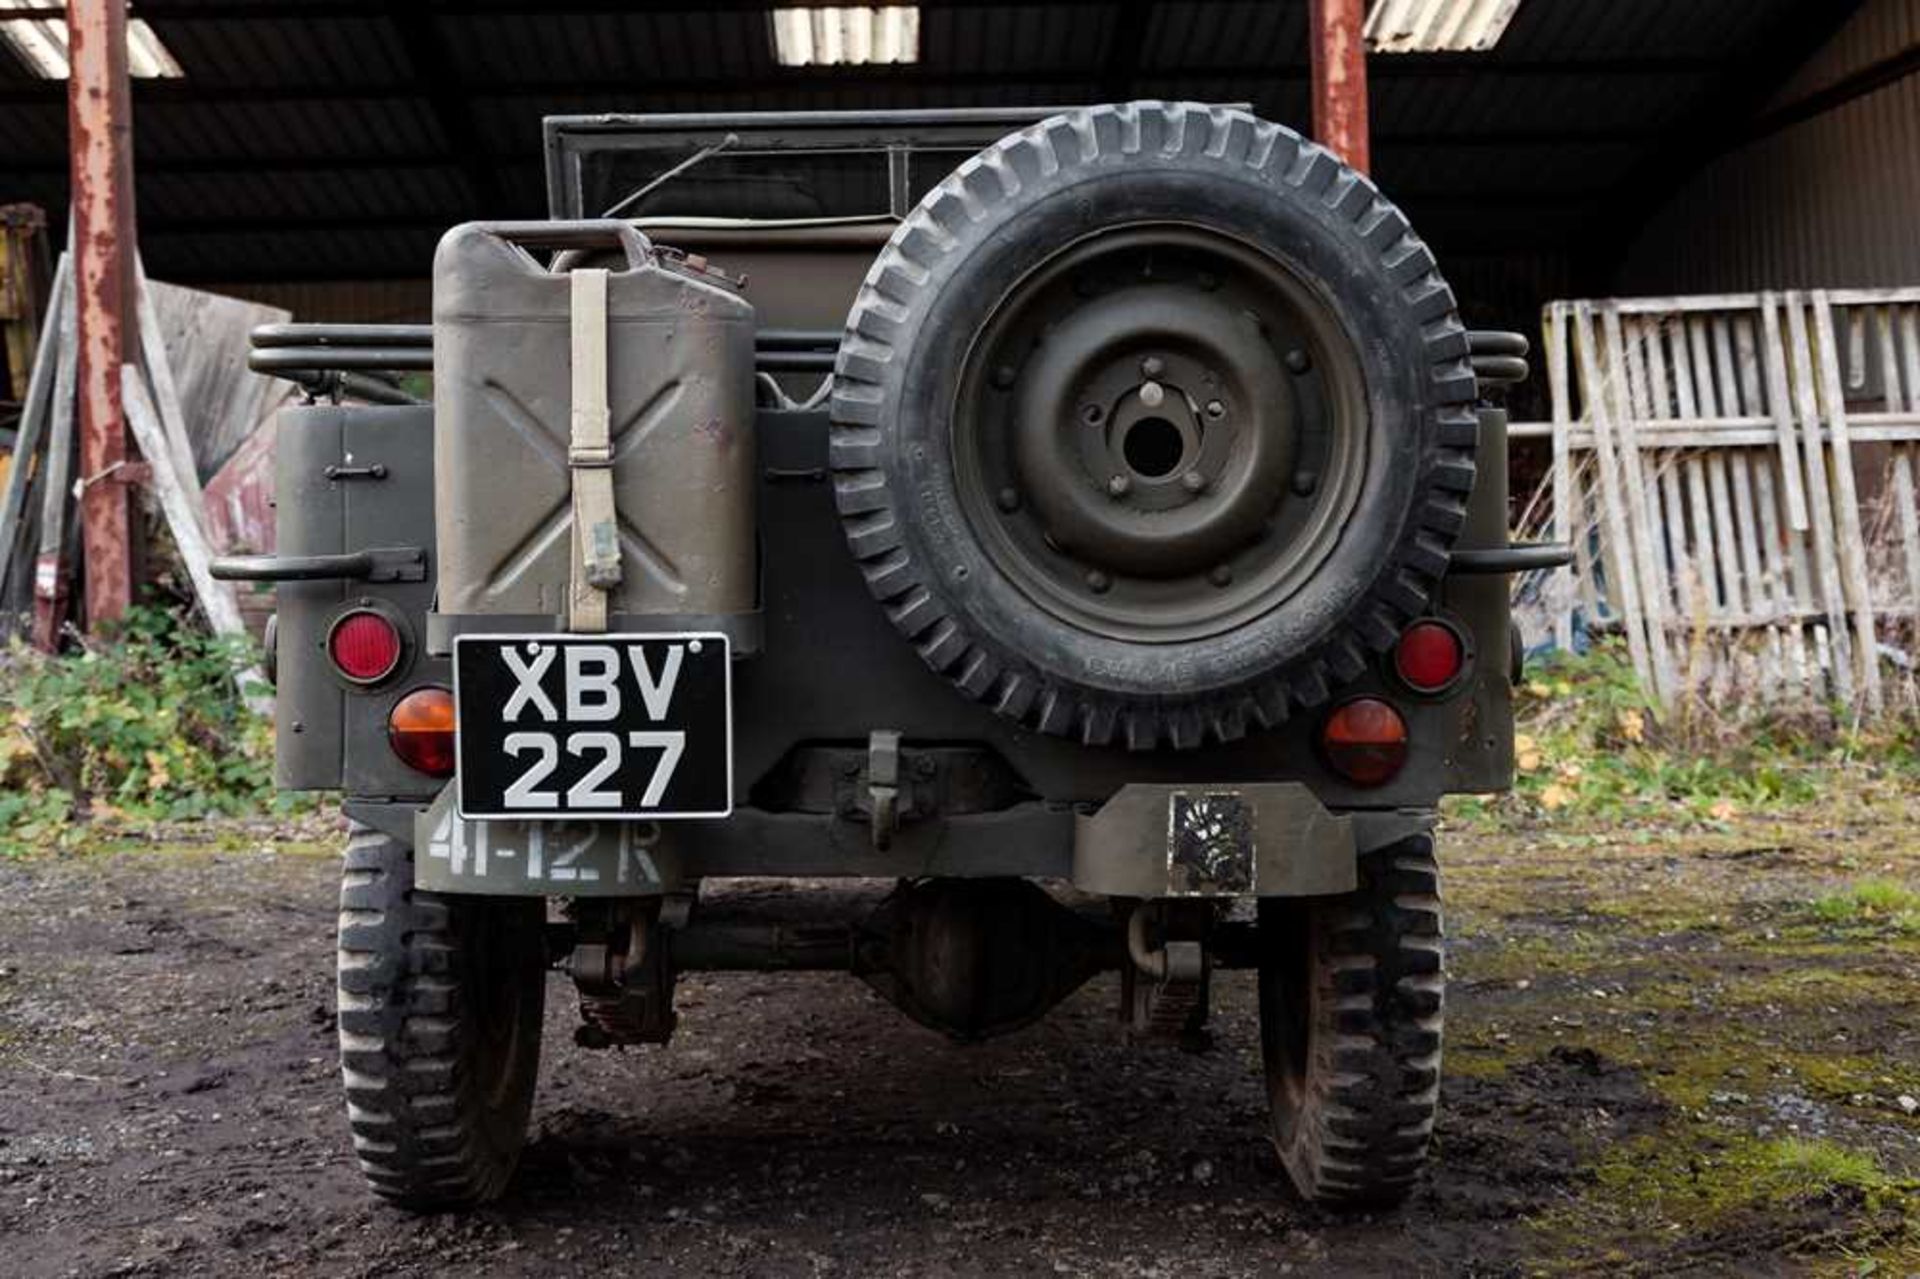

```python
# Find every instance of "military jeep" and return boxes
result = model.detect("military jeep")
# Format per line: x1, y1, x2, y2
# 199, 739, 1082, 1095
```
214, 102, 1561, 1210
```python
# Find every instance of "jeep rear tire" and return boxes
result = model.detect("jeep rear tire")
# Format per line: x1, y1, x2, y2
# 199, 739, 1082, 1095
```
830, 102, 1478, 749
1257, 834, 1444, 1206
335, 824, 546, 1208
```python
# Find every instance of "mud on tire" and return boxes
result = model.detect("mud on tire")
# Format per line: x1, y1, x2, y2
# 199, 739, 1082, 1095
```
1257, 834, 1444, 1206
335, 824, 546, 1208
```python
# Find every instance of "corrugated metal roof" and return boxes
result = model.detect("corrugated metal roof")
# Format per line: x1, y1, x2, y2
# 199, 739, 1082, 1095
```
0, 0, 1867, 283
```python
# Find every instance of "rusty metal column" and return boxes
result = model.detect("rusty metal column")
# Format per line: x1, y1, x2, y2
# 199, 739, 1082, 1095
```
1308, 0, 1370, 175
66, 0, 137, 629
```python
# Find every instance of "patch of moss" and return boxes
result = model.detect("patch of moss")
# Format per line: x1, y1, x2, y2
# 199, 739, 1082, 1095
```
1532, 1131, 1919, 1273
1595, 1134, 1896, 1215
1811, 879, 1920, 937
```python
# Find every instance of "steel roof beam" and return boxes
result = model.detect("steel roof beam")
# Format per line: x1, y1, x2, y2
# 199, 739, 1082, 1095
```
0, 127, 1654, 176
0, 56, 1729, 106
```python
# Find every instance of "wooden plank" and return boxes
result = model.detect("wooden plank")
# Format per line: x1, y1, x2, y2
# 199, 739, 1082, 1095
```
1571, 455, 1605, 623
1688, 316, 1719, 418
1812, 292, 1881, 709
1782, 292, 1854, 703
1595, 290, 1919, 315
1734, 313, 1768, 420
1544, 301, 1576, 650
1603, 287, 1920, 314
1897, 305, 1920, 419
121, 363, 270, 714
133, 259, 205, 515
1752, 458, 1807, 693
1518, 414, 1920, 442
1886, 304, 1920, 618
1683, 455, 1718, 621
1845, 305, 1868, 391
1712, 316, 1742, 416
1813, 622, 1835, 699
1668, 320, 1714, 631
1573, 301, 1653, 686
1642, 316, 1674, 420
1825, 287, 1920, 307
1728, 450, 1779, 683
0, 253, 68, 603
1759, 292, 1812, 530
1892, 446, 1920, 620
1528, 422, 1920, 450
1876, 306, 1904, 413
1663, 456, 1696, 624
1669, 318, 1699, 421
1602, 300, 1676, 698
1706, 450, 1742, 619
1659, 457, 1692, 622
36, 258, 80, 561
1844, 413, 1920, 430
1612, 294, 1764, 315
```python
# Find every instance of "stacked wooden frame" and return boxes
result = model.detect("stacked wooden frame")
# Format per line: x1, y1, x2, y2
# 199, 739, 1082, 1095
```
1516, 289, 1920, 713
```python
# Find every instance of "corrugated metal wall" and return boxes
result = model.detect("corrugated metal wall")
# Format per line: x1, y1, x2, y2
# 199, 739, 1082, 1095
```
1618, 0, 1920, 292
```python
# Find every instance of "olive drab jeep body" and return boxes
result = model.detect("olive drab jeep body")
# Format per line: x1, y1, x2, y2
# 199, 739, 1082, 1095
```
213, 104, 1566, 1210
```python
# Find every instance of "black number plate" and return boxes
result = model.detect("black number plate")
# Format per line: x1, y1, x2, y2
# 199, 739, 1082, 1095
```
453, 633, 732, 820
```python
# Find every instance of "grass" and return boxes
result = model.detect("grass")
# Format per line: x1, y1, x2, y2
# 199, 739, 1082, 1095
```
1593, 1135, 1902, 1219
1812, 879, 1920, 936
1452, 641, 1920, 830
1443, 686, 1920, 1273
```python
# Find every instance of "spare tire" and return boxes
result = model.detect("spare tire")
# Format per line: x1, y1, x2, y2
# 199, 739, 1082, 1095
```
830, 102, 1478, 750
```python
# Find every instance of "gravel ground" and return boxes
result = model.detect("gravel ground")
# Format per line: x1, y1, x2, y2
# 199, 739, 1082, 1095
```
1, 799, 1915, 1277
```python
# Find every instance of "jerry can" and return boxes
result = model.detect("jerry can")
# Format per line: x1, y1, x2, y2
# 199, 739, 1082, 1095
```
431, 220, 757, 632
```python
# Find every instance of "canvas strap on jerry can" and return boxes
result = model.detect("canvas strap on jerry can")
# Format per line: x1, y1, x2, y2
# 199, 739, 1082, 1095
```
567, 267, 619, 633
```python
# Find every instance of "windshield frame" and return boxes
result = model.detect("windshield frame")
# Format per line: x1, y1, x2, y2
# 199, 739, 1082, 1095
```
543, 107, 1085, 221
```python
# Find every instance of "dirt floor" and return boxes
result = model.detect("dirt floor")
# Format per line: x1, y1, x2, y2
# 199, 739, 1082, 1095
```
1, 791, 1916, 1277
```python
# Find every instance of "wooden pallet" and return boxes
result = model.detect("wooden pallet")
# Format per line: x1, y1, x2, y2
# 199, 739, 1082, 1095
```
1513, 289, 1920, 713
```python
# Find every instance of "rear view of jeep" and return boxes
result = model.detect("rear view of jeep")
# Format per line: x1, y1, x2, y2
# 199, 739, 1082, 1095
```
215, 102, 1558, 1210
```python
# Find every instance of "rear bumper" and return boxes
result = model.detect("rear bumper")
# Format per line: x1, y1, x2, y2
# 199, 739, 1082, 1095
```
368, 784, 1433, 899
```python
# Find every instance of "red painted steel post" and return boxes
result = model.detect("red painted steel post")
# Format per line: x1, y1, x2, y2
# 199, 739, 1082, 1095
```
66, 0, 137, 632
1309, 0, 1371, 175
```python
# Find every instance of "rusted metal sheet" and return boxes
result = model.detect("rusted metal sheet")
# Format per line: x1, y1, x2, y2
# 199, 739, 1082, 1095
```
66, 0, 136, 631
1309, 0, 1371, 175
201, 411, 278, 638
202, 411, 277, 556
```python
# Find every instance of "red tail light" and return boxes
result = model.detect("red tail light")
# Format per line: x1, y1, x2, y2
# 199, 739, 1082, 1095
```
388, 687, 456, 776
1394, 619, 1466, 694
1322, 697, 1409, 786
328, 610, 403, 684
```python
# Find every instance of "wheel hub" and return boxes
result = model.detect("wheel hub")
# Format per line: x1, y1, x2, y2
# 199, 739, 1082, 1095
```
954, 223, 1368, 643
1014, 289, 1293, 577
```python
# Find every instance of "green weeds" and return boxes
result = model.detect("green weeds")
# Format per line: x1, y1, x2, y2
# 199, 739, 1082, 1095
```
1810, 879, 1920, 937
1, 607, 275, 854
1468, 642, 1920, 827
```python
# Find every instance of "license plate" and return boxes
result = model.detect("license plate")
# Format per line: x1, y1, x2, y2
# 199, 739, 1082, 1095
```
453, 632, 732, 820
